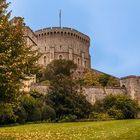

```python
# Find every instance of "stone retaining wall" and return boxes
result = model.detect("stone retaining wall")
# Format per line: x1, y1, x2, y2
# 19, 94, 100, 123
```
31, 84, 126, 105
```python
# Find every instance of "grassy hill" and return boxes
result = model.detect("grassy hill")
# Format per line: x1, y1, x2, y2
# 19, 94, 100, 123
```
0, 119, 140, 140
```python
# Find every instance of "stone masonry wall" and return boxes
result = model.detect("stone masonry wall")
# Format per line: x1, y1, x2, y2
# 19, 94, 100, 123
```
83, 87, 126, 105
120, 76, 140, 105
31, 84, 126, 105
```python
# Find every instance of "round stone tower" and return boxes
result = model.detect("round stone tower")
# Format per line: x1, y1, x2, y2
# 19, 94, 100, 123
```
35, 27, 91, 69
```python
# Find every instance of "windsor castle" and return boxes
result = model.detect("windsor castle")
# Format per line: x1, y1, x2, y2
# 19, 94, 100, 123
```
24, 25, 140, 105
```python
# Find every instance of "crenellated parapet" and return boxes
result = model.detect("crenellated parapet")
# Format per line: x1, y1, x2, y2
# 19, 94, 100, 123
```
35, 27, 90, 44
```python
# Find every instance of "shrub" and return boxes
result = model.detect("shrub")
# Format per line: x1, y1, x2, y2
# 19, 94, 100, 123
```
21, 95, 42, 122
30, 91, 43, 99
41, 105, 56, 121
107, 107, 124, 119
0, 103, 17, 125
59, 114, 77, 122
89, 112, 110, 121
103, 94, 140, 119
93, 94, 140, 119
30, 108, 42, 122
15, 106, 27, 124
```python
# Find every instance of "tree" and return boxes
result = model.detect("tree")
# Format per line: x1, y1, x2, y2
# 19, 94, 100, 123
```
0, 103, 17, 124
79, 70, 100, 87
93, 94, 140, 119
45, 60, 93, 120
44, 59, 77, 81
98, 74, 111, 87
0, 0, 39, 103
98, 74, 120, 94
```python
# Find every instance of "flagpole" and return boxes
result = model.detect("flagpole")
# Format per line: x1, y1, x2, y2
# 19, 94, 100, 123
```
59, 9, 61, 28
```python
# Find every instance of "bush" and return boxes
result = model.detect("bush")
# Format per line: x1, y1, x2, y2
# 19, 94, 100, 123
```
0, 103, 17, 125
15, 106, 27, 124
103, 94, 140, 119
21, 95, 42, 122
59, 114, 77, 122
93, 94, 140, 119
30, 108, 42, 122
107, 107, 124, 119
30, 91, 43, 99
89, 112, 110, 121
41, 105, 56, 121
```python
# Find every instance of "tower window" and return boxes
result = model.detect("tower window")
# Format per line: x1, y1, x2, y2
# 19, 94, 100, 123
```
44, 56, 47, 65
59, 55, 63, 60
77, 58, 80, 65
45, 47, 46, 51
84, 60, 87, 67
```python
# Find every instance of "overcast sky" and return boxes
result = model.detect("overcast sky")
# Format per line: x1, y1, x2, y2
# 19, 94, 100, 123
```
8, 0, 140, 77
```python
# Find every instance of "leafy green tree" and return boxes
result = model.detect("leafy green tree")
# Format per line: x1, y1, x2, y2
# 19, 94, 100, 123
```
44, 59, 77, 81
98, 74, 111, 87
79, 70, 100, 87
15, 105, 27, 124
45, 60, 93, 120
0, 103, 17, 124
98, 74, 120, 94
98, 74, 120, 87
0, 0, 39, 103
41, 105, 56, 121
93, 94, 140, 119
21, 95, 42, 122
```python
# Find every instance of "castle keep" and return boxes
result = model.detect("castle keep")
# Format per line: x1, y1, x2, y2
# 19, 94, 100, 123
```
25, 26, 91, 69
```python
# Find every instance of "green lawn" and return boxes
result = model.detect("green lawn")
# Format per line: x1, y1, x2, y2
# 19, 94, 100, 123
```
0, 119, 140, 140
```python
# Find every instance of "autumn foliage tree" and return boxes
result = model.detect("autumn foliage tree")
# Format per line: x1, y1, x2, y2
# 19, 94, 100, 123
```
0, 0, 39, 103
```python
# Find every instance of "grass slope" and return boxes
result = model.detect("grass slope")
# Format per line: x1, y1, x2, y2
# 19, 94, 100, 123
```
0, 119, 140, 140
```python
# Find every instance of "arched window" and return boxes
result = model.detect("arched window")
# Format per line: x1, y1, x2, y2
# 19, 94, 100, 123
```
77, 58, 80, 65
59, 55, 63, 60
45, 47, 46, 51
84, 60, 87, 67
122, 85, 126, 88
44, 56, 47, 65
